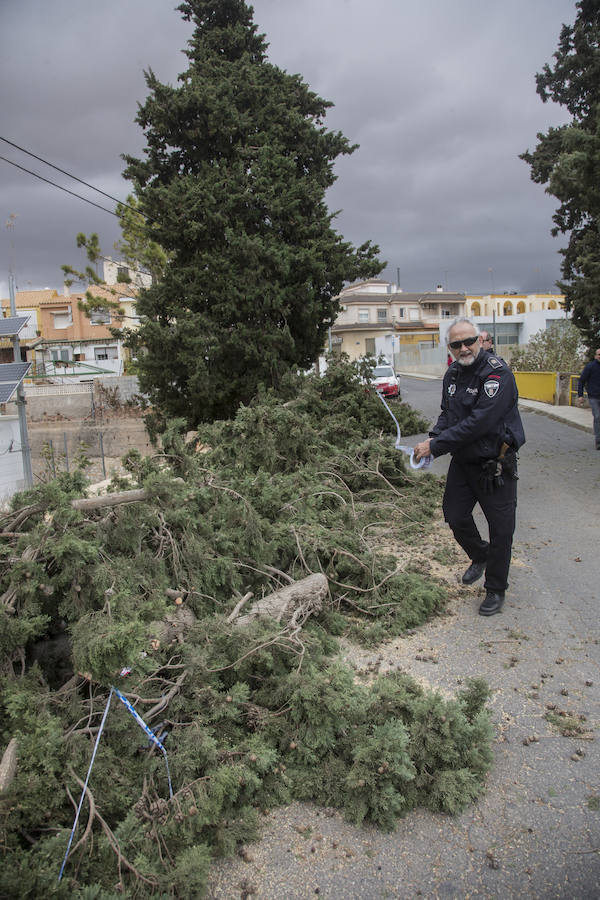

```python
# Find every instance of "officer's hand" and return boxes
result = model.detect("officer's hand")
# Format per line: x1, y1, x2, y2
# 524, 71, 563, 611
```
413, 439, 431, 461
575, 397, 584, 408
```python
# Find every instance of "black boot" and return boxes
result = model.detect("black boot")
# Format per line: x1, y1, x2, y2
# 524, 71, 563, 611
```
479, 591, 504, 616
462, 559, 486, 585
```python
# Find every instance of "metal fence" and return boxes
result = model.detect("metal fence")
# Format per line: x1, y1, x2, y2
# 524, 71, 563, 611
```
569, 375, 581, 406
513, 372, 559, 405
31, 430, 119, 484
23, 382, 93, 396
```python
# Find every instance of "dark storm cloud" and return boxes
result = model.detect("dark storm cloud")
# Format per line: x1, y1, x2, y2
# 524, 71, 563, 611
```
0, 0, 578, 299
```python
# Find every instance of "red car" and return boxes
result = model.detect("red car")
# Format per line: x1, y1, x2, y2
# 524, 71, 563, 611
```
371, 365, 400, 397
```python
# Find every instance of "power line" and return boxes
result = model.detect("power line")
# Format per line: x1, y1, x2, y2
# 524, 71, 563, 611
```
1, 146, 157, 290
0, 154, 120, 218
0, 135, 145, 219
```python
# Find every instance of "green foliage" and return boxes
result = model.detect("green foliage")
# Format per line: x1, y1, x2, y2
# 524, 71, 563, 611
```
120, 0, 383, 425
168, 844, 212, 896
520, 1, 600, 345
0, 366, 493, 897
343, 719, 415, 829
62, 195, 168, 337
509, 320, 586, 372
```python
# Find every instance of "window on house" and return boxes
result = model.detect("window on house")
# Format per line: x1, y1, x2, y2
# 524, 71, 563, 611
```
377, 308, 387, 322
90, 307, 111, 325
358, 308, 369, 323
94, 346, 118, 361
397, 308, 405, 318
441, 308, 452, 317
365, 338, 376, 355
409, 308, 419, 320
117, 266, 130, 282
52, 309, 72, 329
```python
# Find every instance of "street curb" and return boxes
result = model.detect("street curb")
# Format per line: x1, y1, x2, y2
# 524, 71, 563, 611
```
518, 402, 594, 434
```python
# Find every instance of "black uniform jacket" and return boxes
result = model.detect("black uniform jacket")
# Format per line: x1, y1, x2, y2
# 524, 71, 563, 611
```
429, 351, 525, 464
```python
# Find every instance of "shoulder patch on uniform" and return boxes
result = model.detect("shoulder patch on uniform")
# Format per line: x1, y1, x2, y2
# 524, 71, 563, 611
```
484, 379, 500, 398
488, 357, 502, 369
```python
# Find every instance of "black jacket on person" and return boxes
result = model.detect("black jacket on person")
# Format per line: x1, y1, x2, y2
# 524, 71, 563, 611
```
577, 359, 600, 400
429, 350, 525, 464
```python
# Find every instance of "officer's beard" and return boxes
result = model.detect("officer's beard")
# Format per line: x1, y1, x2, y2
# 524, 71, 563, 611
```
457, 353, 477, 367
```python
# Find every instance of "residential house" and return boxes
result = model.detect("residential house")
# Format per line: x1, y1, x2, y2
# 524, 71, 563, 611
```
1, 260, 149, 380
328, 282, 569, 375
329, 279, 466, 364
1, 287, 123, 377
102, 257, 152, 292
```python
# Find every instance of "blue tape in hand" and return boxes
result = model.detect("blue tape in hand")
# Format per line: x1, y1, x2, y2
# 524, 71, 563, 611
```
375, 389, 432, 469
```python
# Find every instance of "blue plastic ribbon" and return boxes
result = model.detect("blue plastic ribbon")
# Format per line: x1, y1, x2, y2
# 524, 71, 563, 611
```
113, 687, 173, 799
58, 687, 114, 882
375, 389, 432, 469
59, 685, 174, 882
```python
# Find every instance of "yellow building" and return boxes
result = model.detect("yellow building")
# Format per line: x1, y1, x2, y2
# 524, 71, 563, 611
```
466, 293, 564, 317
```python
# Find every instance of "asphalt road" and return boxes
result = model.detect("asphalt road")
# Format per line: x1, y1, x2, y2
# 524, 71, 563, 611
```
206, 376, 600, 900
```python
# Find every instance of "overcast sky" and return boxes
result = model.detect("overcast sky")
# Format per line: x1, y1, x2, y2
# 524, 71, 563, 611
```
0, 0, 577, 301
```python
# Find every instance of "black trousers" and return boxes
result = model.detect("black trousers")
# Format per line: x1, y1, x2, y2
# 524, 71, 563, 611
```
442, 457, 517, 594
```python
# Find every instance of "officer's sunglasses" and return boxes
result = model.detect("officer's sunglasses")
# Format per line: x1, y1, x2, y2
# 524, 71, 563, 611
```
448, 335, 479, 350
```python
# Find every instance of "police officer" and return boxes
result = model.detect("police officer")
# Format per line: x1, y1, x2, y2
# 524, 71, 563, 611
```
479, 330, 494, 353
414, 317, 525, 616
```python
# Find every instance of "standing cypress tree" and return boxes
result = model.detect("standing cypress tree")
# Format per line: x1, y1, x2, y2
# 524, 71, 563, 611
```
123, 0, 383, 425
520, 0, 600, 348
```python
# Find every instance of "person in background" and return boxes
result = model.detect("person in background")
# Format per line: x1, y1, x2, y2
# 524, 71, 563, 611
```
480, 330, 494, 353
414, 317, 525, 616
576, 347, 600, 450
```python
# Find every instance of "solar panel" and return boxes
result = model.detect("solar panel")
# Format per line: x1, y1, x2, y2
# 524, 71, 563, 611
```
0, 316, 30, 337
0, 361, 32, 382
0, 361, 32, 403
0, 382, 20, 403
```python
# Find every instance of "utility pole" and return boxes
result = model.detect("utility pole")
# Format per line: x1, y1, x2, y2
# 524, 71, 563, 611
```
8, 272, 33, 488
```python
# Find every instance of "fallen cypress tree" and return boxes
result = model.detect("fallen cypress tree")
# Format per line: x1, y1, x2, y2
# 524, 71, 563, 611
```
0, 359, 493, 897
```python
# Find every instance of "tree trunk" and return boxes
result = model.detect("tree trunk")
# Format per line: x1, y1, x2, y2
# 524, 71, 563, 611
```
232, 573, 328, 627
0, 738, 18, 795
71, 489, 151, 511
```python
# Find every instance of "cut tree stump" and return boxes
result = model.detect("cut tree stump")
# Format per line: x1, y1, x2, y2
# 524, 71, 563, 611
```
70, 480, 184, 512
232, 573, 328, 628
71, 489, 151, 511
